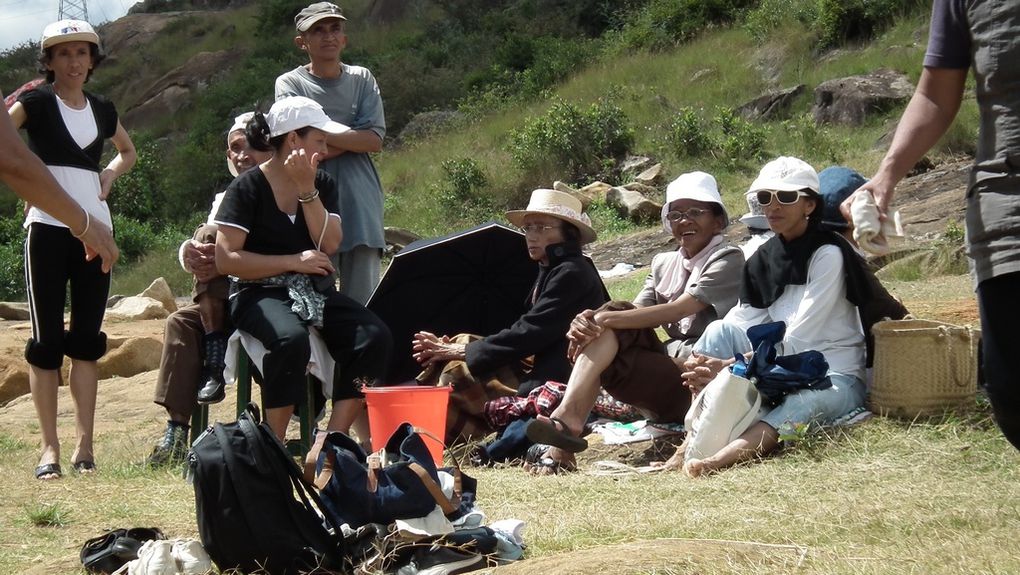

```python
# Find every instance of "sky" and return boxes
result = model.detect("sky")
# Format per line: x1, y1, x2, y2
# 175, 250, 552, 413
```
0, 0, 139, 53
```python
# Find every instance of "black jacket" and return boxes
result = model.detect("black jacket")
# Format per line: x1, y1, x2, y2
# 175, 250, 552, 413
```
465, 242, 609, 395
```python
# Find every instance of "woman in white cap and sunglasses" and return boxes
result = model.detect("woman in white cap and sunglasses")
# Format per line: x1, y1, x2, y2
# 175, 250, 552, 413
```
525, 172, 745, 473
9, 19, 136, 480
214, 96, 392, 440
659, 157, 872, 476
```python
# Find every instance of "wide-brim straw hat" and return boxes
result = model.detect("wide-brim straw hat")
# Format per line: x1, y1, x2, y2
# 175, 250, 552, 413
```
505, 188, 597, 244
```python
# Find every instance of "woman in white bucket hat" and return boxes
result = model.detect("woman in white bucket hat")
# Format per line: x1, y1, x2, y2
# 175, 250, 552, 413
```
9, 19, 137, 480
214, 96, 392, 440
658, 157, 872, 476
412, 189, 608, 447
522, 171, 745, 473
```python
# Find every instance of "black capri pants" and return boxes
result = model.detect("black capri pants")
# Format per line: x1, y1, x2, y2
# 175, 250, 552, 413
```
230, 286, 392, 409
24, 222, 110, 369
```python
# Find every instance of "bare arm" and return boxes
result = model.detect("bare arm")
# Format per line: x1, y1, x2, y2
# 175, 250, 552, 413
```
99, 121, 137, 200
844, 67, 968, 217
1, 93, 118, 271
325, 129, 383, 154
215, 225, 334, 280
597, 294, 709, 331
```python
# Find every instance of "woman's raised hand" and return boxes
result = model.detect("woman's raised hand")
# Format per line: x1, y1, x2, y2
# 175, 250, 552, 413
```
283, 148, 321, 194
293, 249, 334, 276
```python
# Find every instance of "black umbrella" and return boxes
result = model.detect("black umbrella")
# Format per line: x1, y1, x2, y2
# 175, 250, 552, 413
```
367, 221, 539, 383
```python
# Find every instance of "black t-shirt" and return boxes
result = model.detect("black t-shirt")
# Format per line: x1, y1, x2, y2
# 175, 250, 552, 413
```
213, 167, 340, 256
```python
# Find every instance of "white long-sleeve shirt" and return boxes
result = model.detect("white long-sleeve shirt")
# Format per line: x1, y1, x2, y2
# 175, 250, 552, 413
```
724, 244, 865, 381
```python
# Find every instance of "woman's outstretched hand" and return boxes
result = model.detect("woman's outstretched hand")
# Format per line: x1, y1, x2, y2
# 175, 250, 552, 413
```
412, 331, 467, 366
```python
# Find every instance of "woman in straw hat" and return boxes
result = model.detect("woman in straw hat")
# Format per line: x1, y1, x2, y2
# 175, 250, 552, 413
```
659, 157, 871, 476
9, 19, 137, 480
214, 96, 392, 441
525, 171, 745, 474
412, 189, 608, 438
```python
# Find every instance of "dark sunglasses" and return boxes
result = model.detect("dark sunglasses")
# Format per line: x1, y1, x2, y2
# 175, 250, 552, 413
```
755, 189, 810, 206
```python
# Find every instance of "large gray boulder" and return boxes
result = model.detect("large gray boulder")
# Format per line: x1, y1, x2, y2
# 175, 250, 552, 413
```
0, 302, 30, 321
813, 69, 915, 126
737, 84, 805, 121
606, 187, 662, 223
141, 277, 177, 314
106, 296, 170, 321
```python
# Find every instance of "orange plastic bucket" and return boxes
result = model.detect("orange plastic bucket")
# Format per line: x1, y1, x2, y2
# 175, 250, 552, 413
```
363, 385, 451, 465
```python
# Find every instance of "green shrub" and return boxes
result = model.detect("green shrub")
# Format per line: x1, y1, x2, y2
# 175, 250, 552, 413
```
777, 114, 849, 165
665, 107, 714, 157
108, 135, 165, 224
430, 158, 497, 226
0, 241, 25, 301
816, 0, 921, 49
744, 0, 818, 42
509, 98, 634, 182
112, 215, 161, 264
606, 0, 756, 53
714, 107, 769, 165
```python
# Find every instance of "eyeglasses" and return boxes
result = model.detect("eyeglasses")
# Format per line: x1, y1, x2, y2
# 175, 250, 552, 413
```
665, 208, 711, 222
755, 190, 811, 206
519, 224, 562, 235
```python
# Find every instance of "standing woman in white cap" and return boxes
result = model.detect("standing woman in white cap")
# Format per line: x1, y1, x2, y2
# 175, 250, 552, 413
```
526, 172, 744, 473
214, 96, 391, 440
660, 157, 872, 476
8, 19, 136, 480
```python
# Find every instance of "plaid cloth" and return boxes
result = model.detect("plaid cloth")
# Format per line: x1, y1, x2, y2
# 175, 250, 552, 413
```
483, 381, 567, 431
591, 390, 644, 422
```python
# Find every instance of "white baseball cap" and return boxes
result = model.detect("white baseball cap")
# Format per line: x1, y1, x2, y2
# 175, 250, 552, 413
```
747, 156, 819, 194
661, 171, 728, 230
266, 96, 350, 138
41, 19, 100, 50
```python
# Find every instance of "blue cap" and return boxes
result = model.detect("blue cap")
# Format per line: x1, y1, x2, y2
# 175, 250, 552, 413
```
818, 166, 867, 231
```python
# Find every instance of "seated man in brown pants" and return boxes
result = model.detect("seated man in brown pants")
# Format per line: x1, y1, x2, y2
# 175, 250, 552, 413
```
147, 113, 272, 466
523, 172, 745, 473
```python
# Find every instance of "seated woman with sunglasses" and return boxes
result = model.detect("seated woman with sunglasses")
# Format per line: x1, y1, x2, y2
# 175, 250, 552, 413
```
524, 172, 744, 473
658, 157, 871, 477
412, 189, 608, 407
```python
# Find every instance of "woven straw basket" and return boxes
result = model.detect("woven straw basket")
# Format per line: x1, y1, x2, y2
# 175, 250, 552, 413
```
869, 319, 980, 418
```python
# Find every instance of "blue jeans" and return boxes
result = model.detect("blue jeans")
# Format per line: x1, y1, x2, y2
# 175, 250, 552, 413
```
977, 271, 1020, 450
694, 321, 866, 434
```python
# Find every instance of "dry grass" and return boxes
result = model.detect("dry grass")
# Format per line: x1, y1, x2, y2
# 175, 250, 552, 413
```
1, 274, 1015, 574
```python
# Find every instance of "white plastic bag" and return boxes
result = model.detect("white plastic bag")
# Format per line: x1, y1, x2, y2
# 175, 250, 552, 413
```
684, 369, 763, 461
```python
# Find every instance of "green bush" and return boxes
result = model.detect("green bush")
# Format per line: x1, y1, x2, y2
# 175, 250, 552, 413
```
777, 114, 849, 165
744, 0, 818, 42
112, 215, 161, 264
714, 107, 769, 165
606, 0, 756, 53
0, 241, 24, 301
108, 135, 165, 224
665, 107, 714, 157
509, 98, 634, 182
430, 158, 497, 226
816, 0, 921, 49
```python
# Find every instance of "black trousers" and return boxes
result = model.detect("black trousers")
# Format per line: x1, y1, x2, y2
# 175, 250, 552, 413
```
24, 223, 110, 369
976, 271, 1020, 451
230, 287, 392, 409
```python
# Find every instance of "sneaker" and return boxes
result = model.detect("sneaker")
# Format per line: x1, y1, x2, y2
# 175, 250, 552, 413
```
146, 422, 189, 468
414, 547, 485, 575
128, 540, 176, 575
171, 539, 213, 575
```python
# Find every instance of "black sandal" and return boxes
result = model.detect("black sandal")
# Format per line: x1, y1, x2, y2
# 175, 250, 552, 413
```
523, 443, 574, 474
525, 417, 588, 453
34, 463, 62, 480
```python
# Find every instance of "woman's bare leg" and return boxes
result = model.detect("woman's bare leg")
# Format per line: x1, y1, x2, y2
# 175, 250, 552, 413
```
264, 405, 296, 441
29, 366, 61, 478
326, 398, 363, 435
685, 421, 779, 477
68, 359, 98, 470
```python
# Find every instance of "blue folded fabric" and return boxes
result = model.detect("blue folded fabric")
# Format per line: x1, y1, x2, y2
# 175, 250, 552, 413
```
746, 321, 832, 406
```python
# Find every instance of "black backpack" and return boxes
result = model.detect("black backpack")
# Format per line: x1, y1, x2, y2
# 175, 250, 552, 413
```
189, 403, 348, 574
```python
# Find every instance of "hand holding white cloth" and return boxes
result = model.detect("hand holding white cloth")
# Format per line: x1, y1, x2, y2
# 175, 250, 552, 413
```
850, 191, 903, 255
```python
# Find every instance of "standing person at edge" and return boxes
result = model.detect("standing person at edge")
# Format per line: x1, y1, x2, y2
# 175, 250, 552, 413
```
275, 2, 385, 306
841, 1, 1020, 450
8, 19, 136, 480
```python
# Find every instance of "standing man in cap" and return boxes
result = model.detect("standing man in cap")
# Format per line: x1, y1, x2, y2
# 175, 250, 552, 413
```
275, 2, 386, 306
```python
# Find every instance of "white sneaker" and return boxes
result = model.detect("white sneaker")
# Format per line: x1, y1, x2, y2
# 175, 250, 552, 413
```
128, 540, 176, 575
171, 539, 213, 574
